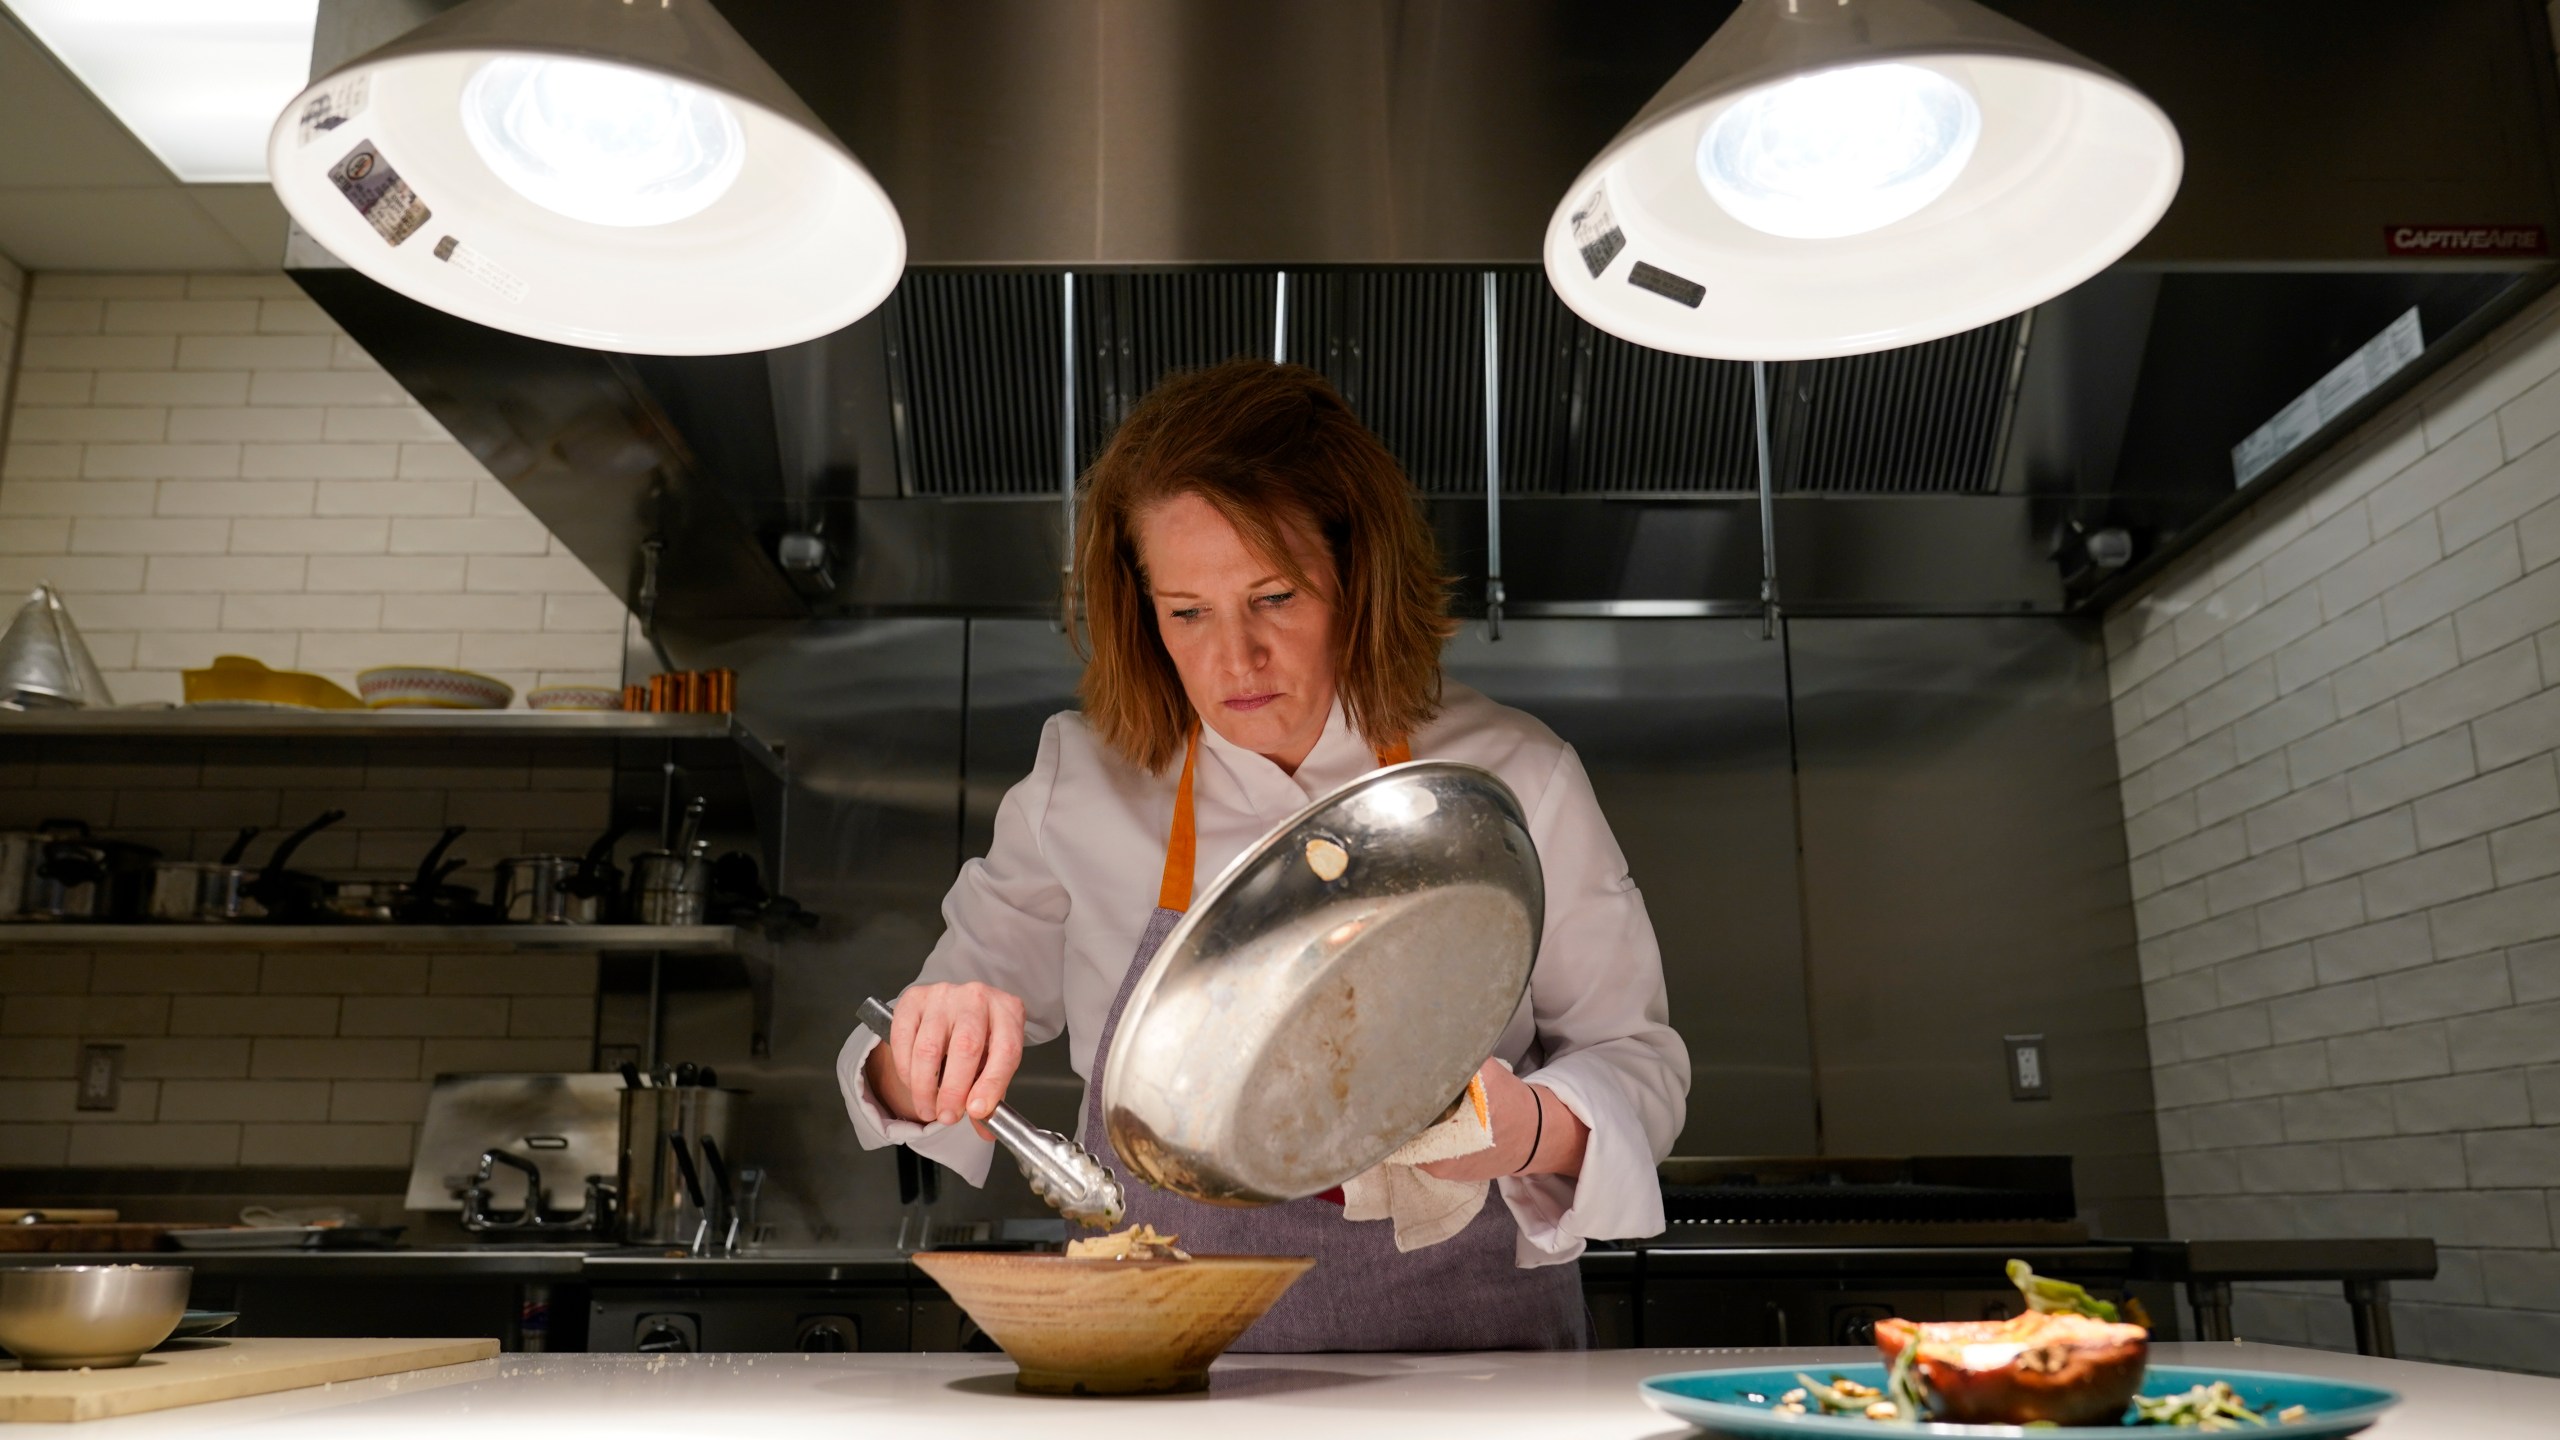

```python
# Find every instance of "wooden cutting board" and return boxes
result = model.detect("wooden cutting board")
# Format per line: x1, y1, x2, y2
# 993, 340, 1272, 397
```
0, 1337, 498, 1423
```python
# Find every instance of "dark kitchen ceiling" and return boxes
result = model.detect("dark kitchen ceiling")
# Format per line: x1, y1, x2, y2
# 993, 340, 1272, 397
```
295, 0, 2560, 633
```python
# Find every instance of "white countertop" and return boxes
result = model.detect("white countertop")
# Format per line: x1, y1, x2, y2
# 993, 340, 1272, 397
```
17, 1343, 2554, 1439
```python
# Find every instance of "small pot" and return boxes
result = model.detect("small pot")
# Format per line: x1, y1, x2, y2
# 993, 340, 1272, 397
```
26, 831, 156, 921
495, 856, 587, 924
0, 830, 45, 916
630, 800, 707, 926
145, 827, 264, 923
26, 838, 104, 920
629, 853, 708, 926
497, 827, 623, 925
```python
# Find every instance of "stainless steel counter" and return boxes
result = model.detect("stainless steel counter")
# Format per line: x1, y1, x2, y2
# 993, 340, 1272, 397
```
30, 1344, 2556, 1439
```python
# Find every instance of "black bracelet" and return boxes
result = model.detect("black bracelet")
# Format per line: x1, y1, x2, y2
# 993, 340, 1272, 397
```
1512, 1088, 1546, 1174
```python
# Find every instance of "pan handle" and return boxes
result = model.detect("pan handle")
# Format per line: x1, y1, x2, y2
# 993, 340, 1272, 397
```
261, 809, 345, 878
412, 826, 468, 888
218, 826, 261, 866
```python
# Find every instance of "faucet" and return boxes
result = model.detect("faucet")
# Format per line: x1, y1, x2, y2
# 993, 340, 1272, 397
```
457, 1148, 619, 1236
467, 1149, 547, 1224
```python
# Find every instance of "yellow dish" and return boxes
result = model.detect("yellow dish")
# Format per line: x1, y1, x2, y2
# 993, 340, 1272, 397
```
181, 656, 363, 711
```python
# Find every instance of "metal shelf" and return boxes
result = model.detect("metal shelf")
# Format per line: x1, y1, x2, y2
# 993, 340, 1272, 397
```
0, 924, 762, 954
0, 707, 784, 776
0, 708, 741, 742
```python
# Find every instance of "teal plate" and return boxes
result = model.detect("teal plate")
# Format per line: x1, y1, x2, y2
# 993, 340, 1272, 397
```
1640, 1363, 2399, 1439
167, 1310, 239, 1341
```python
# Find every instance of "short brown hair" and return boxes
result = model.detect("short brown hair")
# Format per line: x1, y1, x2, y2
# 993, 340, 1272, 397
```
1073, 359, 1455, 773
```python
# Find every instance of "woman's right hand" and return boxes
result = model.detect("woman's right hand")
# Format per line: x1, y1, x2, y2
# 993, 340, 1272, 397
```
864, 981, 1027, 1138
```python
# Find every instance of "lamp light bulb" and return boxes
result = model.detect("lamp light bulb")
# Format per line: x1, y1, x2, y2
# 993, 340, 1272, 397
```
1698, 61, 1981, 240
461, 54, 745, 228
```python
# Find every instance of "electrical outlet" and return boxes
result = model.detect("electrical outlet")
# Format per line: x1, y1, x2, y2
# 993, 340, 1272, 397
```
76, 1043, 123, 1111
2004, 1034, 2050, 1100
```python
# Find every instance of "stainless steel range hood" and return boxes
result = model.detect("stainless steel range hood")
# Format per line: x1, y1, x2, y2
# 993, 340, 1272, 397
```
293, 0, 2560, 635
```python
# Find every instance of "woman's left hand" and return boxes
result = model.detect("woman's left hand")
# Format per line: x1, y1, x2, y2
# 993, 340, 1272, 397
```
1418, 1060, 1589, 1183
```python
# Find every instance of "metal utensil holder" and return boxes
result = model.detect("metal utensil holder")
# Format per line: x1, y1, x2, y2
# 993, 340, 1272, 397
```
618, 1084, 737, 1249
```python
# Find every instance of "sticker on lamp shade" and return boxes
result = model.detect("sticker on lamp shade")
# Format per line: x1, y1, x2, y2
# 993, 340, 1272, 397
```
296, 75, 369, 147
1627, 261, 1705, 309
432, 236, 530, 303
327, 142, 431, 247
1570, 184, 1627, 279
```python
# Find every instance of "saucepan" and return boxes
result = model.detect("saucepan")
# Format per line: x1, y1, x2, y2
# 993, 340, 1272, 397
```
144, 826, 264, 923
1100, 760, 1543, 1205
322, 826, 478, 923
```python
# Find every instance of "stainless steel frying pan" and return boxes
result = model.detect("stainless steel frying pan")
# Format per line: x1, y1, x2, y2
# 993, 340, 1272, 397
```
1101, 760, 1543, 1205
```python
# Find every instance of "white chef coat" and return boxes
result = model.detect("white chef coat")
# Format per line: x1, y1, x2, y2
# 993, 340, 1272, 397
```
836, 679, 1690, 1266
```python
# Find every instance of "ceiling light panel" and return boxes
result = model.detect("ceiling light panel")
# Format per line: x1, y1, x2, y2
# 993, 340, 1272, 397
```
4, 0, 319, 183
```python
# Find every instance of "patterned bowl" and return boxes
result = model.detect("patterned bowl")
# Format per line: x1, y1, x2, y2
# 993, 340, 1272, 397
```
526, 685, 622, 712
355, 666, 513, 710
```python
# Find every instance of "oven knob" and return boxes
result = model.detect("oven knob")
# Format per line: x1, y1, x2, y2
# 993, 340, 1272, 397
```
635, 1313, 698, 1353
797, 1315, 858, 1353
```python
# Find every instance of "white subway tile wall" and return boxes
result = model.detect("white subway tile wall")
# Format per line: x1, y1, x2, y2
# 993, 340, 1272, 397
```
0, 947, 597, 1169
2106, 284, 2560, 1376
0, 735, 614, 1167
0, 268, 626, 1169
0, 273, 628, 703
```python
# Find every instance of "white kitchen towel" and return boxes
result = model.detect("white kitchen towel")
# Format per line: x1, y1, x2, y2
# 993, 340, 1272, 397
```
1339, 1063, 1503, 1252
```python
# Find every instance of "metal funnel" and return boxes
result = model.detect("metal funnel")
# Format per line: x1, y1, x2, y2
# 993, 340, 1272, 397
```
0, 584, 116, 710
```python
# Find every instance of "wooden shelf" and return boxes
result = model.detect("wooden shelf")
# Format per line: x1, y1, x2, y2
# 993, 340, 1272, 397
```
0, 924, 764, 954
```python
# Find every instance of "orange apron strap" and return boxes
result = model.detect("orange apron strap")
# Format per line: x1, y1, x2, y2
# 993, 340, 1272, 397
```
1154, 728, 1412, 914
1156, 727, 1204, 913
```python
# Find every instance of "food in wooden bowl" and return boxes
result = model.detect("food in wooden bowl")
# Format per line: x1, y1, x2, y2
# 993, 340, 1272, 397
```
911, 1234, 1309, 1395
1868, 1262, 2149, 1426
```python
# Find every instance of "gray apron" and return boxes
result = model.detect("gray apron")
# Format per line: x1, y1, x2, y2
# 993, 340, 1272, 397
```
1071, 731, 1588, 1353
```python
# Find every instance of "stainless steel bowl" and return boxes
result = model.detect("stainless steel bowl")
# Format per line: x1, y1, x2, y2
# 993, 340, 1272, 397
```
0, 1264, 190, 1369
1102, 760, 1543, 1204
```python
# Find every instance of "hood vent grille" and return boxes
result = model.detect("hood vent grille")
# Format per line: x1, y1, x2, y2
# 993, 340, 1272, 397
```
890, 270, 2019, 500
888, 272, 1064, 499
1785, 318, 2023, 496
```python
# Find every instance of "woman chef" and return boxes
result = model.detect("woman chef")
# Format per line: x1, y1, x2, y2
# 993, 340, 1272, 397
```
840, 359, 1689, 1351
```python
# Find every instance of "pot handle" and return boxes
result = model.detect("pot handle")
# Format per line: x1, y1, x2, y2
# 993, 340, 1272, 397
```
218, 826, 261, 866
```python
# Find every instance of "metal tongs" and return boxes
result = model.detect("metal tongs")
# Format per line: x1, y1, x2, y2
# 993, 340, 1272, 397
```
859, 996, 1125, 1229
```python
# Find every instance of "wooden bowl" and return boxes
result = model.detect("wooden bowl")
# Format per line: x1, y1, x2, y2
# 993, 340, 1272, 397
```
910, 1251, 1312, 1394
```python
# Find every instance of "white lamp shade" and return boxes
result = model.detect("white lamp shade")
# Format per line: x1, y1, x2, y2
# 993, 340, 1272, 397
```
1545, 0, 2180, 362
267, 0, 903, 356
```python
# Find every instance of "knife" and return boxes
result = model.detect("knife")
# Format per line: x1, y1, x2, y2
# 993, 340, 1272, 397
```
666, 1131, 710, 1255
